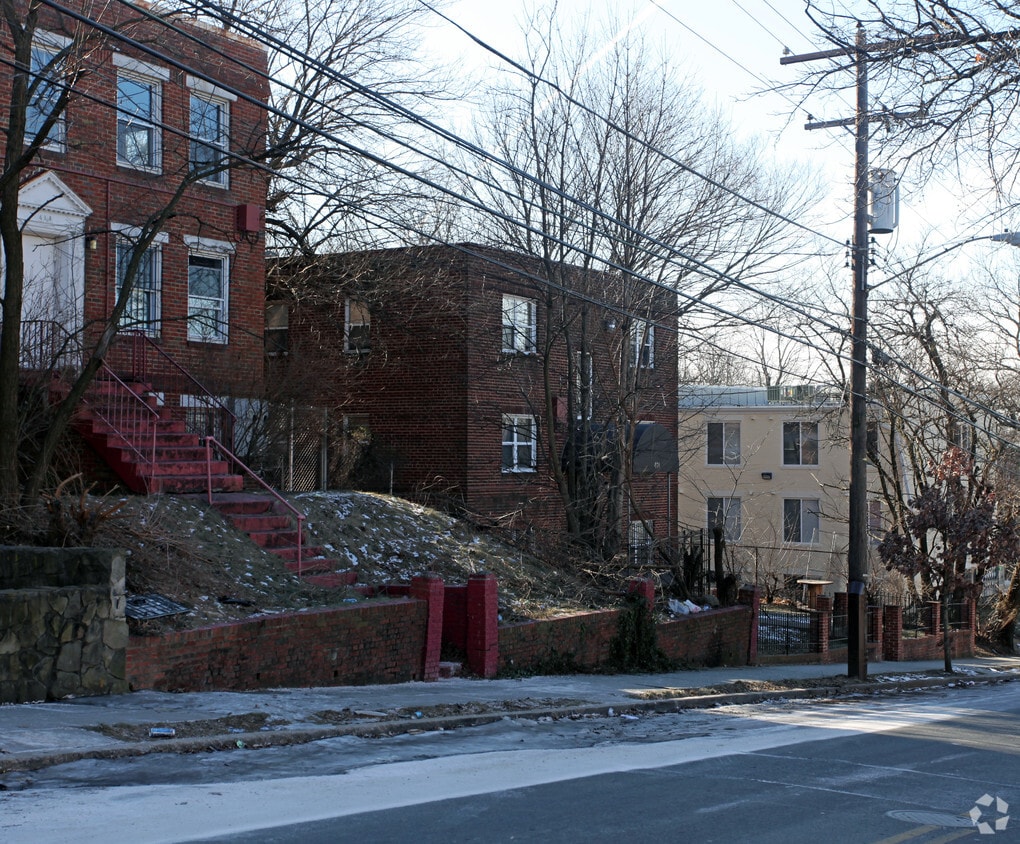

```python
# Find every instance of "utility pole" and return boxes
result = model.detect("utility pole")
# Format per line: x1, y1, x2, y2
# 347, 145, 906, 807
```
846, 24, 870, 680
782, 23, 1020, 680
783, 25, 871, 679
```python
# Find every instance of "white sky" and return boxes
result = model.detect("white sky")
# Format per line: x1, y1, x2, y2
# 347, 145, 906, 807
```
423, 1, 1009, 271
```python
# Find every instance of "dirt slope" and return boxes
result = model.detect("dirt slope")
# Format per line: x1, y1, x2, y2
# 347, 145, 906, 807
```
82, 490, 602, 634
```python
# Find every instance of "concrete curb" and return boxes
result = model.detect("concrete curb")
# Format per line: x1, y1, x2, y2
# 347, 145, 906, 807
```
2, 671, 1014, 774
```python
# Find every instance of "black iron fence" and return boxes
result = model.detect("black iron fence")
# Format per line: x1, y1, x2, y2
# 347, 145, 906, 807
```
759, 591, 973, 657
758, 604, 814, 655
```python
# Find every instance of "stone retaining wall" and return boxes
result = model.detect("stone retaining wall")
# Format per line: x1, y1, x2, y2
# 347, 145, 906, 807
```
0, 547, 128, 703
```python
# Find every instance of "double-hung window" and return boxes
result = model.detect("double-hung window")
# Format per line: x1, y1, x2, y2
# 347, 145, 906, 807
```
187, 76, 233, 185
26, 34, 69, 150
502, 414, 536, 473
265, 302, 289, 355
630, 319, 654, 369
185, 236, 232, 343
114, 55, 167, 171
783, 498, 820, 544
783, 421, 819, 465
707, 421, 740, 465
707, 497, 741, 542
345, 299, 370, 353
115, 232, 165, 335
502, 294, 536, 353
629, 520, 654, 566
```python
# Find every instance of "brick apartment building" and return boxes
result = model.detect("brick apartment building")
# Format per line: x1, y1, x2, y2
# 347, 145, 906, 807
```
7, 1, 268, 414
267, 244, 680, 560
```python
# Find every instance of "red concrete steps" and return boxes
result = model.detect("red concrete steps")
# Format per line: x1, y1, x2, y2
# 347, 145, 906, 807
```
73, 379, 243, 495
207, 493, 356, 589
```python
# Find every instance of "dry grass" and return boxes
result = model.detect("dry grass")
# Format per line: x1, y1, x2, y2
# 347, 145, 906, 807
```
3, 489, 609, 634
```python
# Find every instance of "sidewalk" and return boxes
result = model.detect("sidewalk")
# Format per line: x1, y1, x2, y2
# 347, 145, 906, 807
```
2, 656, 1018, 774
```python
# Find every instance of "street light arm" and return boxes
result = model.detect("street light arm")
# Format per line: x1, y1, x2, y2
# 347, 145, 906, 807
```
869, 232, 1020, 291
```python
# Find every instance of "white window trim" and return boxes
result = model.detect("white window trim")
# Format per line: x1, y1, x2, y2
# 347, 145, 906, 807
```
114, 226, 167, 336
186, 75, 238, 102
501, 294, 537, 354
114, 53, 170, 80
707, 420, 741, 466
115, 63, 165, 173
112, 223, 170, 244
28, 31, 71, 153
782, 420, 820, 466
628, 520, 654, 565
185, 238, 231, 344
183, 235, 235, 254
187, 80, 232, 188
783, 497, 821, 545
707, 496, 742, 542
501, 414, 537, 474
630, 319, 655, 369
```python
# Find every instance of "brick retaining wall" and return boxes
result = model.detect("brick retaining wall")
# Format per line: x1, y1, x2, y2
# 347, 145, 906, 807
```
128, 599, 427, 691
498, 604, 753, 674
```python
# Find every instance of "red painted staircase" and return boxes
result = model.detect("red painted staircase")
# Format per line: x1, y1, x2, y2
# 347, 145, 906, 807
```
62, 333, 357, 590
73, 372, 243, 494
207, 493, 356, 587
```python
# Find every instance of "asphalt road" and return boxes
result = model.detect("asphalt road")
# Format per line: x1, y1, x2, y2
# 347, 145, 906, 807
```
4, 683, 1019, 843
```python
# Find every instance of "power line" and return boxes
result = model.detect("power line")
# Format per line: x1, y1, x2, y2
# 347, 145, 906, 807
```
27, 0, 1020, 461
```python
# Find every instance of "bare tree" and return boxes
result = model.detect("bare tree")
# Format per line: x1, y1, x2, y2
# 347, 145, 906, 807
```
797, 1, 1020, 201
190, 0, 457, 256
456, 9, 818, 560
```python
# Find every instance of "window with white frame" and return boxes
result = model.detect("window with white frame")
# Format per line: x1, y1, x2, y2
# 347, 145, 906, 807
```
574, 350, 593, 419
707, 497, 741, 542
115, 236, 163, 335
501, 294, 536, 353
187, 76, 233, 185
630, 319, 654, 368
115, 55, 167, 170
26, 35, 69, 150
345, 299, 370, 353
782, 421, 819, 465
502, 414, 536, 473
783, 498, 820, 544
628, 520, 654, 566
185, 236, 232, 343
707, 421, 740, 465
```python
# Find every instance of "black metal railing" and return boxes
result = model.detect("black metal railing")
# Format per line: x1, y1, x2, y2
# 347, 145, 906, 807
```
758, 604, 813, 655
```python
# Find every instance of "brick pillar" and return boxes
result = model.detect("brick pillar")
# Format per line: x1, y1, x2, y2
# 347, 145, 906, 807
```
868, 603, 883, 655
833, 591, 848, 619
738, 586, 761, 666
928, 600, 941, 638
811, 595, 831, 658
466, 573, 499, 678
964, 597, 977, 655
883, 604, 903, 661
627, 576, 655, 610
411, 574, 444, 682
